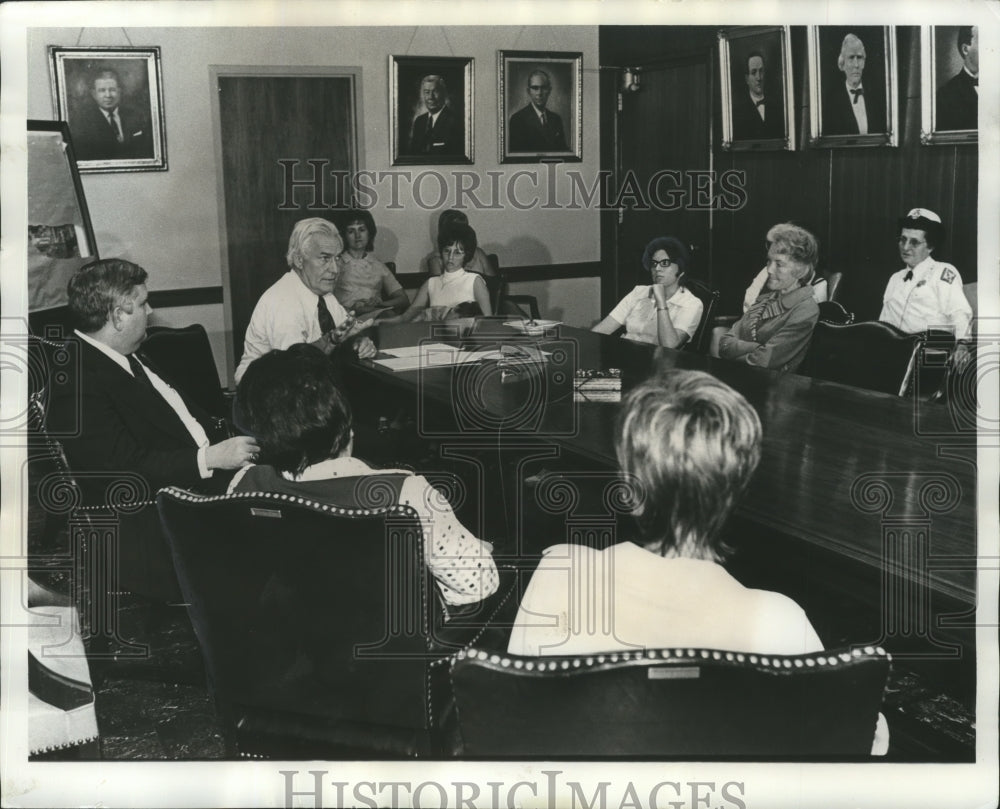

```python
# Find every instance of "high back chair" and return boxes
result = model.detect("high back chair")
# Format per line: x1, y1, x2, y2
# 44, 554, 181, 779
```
817, 300, 855, 325
485, 253, 541, 320
157, 487, 502, 758
142, 324, 229, 420
798, 320, 922, 395
449, 645, 890, 758
681, 277, 720, 354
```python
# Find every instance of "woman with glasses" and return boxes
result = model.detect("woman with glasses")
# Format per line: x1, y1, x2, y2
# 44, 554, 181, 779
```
592, 236, 703, 349
718, 223, 820, 373
391, 223, 493, 321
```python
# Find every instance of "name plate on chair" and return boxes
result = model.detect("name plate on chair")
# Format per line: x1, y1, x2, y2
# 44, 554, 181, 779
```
250, 507, 283, 519
648, 666, 700, 680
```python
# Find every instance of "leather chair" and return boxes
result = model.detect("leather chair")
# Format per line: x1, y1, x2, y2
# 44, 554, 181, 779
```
142, 324, 229, 420
680, 277, 720, 354
825, 270, 844, 303
485, 254, 541, 320
817, 300, 855, 325
448, 645, 890, 758
157, 487, 510, 758
798, 320, 922, 396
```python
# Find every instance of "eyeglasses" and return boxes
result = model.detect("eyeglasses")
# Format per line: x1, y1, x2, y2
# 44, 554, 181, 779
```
529, 85, 550, 92
650, 258, 675, 269
898, 236, 927, 248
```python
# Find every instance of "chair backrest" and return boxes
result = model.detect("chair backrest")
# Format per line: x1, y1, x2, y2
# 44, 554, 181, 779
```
385, 260, 397, 275
450, 645, 890, 757
825, 270, 844, 303
142, 324, 227, 418
963, 281, 977, 321
157, 487, 455, 756
798, 320, 921, 395
817, 300, 855, 325
681, 277, 720, 354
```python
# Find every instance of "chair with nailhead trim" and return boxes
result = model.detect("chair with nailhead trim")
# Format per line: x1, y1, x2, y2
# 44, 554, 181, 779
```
157, 486, 512, 758
447, 645, 891, 758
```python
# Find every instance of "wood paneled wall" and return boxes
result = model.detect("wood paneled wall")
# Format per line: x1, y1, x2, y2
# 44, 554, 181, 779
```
600, 26, 978, 320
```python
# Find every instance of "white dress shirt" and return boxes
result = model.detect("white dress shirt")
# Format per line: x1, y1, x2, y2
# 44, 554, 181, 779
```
879, 256, 972, 339
608, 285, 704, 346
235, 270, 349, 383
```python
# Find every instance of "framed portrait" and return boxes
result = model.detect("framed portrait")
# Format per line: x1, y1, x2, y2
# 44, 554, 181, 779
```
718, 26, 794, 151
390, 55, 473, 166
48, 46, 167, 173
499, 50, 582, 164
921, 26, 978, 145
27, 120, 99, 314
807, 26, 898, 148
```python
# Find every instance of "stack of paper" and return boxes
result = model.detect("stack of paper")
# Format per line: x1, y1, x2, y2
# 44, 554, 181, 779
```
573, 368, 622, 402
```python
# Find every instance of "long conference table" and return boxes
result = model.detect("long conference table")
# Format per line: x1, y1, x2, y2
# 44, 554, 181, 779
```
345, 319, 980, 702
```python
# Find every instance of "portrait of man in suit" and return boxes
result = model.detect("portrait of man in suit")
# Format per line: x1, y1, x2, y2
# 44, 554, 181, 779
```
730, 49, 785, 141
821, 31, 887, 136
936, 25, 978, 131
406, 74, 463, 157
70, 66, 154, 162
508, 68, 569, 152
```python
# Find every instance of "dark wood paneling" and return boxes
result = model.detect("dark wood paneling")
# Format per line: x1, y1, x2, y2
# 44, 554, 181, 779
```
148, 286, 224, 308
602, 26, 979, 322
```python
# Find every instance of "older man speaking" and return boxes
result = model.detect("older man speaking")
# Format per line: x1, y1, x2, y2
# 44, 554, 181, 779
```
235, 218, 376, 383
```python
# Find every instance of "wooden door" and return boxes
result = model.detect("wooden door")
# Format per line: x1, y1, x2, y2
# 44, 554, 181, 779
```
614, 57, 712, 297
214, 71, 360, 375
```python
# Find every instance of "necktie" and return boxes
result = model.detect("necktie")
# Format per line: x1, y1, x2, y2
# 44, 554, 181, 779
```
108, 111, 124, 143
128, 354, 153, 388
904, 270, 914, 282
755, 98, 766, 107
850, 87, 864, 105
317, 295, 336, 334
972, 77, 978, 87
540, 110, 547, 127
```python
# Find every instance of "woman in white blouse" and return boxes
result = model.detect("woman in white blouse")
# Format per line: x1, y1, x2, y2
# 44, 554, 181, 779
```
392, 223, 493, 321
592, 236, 703, 349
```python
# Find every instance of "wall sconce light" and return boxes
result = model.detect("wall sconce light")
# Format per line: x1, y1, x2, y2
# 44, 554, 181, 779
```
621, 67, 642, 93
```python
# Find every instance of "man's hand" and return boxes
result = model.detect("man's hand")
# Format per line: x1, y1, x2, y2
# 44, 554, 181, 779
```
205, 436, 260, 471
353, 336, 377, 359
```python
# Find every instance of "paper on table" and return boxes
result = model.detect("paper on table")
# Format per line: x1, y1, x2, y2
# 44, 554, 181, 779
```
373, 343, 487, 371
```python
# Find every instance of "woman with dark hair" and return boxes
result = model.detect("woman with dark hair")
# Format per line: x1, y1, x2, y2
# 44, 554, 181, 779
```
392, 223, 493, 321
332, 208, 409, 316
426, 209, 495, 276
718, 223, 820, 372
592, 236, 704, 349
231, 344, 499, 606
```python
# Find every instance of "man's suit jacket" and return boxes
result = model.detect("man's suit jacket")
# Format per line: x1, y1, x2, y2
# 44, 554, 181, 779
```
823, 80, 886, 136
45, 337, 230, 599
936, 70, 978, 131
71, 101, 154, 161
407, 105, 463, 155
731, 90, 784, 140
508, 104, 568, 152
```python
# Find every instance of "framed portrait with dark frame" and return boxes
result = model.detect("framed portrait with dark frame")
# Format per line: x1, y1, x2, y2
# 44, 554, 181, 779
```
921, 25, 978, 145
390, 55, 473, 166
718, 26, 794, 151
48, 46, 167, 173
807, 26, 898, 148
499, 50, 582, 164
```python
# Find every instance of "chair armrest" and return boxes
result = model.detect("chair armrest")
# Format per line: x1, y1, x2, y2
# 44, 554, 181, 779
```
502, 294, 540, 321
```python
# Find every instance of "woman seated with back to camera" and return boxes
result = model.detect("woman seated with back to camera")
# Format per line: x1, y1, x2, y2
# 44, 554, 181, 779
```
591, 236, 704, 349
388, 223, 493, 322
507, 368, 888, 752
717, 223, 820, 373
231, 343, 499, 607
332, 208, 409, 316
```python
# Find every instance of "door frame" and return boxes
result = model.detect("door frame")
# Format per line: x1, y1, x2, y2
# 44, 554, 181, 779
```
208, 65, 365, 382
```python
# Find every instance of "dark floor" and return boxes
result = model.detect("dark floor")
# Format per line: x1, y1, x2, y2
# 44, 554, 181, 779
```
34, 593, 975, 762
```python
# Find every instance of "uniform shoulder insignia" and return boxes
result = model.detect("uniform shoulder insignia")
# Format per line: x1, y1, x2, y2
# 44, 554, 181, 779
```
941, 267, 956, 284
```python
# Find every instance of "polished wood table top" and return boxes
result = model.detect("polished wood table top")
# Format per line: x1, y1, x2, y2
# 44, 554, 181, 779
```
354, 320, 977, 605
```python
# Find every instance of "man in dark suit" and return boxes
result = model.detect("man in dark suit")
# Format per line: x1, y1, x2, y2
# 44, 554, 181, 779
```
508, 69, 568, 152
936, 25, 978, 131
46, 259, 257, 597
71, 68, 154, 161
731, 51, 784, 140
407, 75, 462, 156
823, 33, 886, 136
